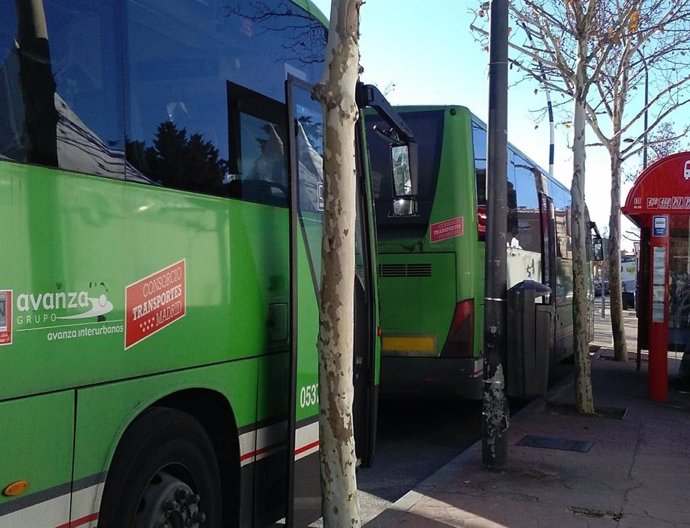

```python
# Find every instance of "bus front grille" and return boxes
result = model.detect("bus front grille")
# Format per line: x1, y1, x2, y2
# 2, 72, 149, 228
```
378, 263, 432, 278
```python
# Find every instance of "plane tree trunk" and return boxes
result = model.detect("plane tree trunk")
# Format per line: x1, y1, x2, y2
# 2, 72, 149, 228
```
313, 1, 362, 526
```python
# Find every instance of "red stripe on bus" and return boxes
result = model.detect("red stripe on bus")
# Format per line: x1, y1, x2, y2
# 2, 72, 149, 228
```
295, 440, 319, 456
240, 442, 282, 462
55, 512, 99, 528
241, 439, 320, 462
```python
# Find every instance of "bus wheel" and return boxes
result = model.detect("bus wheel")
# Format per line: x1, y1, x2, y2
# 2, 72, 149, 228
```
98, 407, 222, 528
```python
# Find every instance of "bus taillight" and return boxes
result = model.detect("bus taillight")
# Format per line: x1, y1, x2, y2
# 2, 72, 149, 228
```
477, 205, 487, 241
441, 299, 474, 357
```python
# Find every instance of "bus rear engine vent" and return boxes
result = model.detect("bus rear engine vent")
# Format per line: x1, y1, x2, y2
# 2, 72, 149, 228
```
377, 263, 432, 278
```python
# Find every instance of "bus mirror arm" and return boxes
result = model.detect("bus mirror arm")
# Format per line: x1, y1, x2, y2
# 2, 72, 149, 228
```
355, 83, 415, 145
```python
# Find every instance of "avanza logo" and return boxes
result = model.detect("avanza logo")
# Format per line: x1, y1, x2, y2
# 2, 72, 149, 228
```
15, 291, 114, 325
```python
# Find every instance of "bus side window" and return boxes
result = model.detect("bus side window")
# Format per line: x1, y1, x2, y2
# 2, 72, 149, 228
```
510, 154, 541, 253
125, 0, 231, 195
0, 4, 27, 163
225, 82, 289, 207
0, 0, 124, 177
51, 1, 124, 178
471, 120, 487, 206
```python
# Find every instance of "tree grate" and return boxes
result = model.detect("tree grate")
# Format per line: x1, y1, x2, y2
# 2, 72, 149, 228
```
516, 434, 593, 452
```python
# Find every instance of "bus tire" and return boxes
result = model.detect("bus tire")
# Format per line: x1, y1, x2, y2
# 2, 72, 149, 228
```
98, 407, 222, 528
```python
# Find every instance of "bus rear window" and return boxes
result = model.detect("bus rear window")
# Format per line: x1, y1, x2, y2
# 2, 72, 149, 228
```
365, 110, 444, 239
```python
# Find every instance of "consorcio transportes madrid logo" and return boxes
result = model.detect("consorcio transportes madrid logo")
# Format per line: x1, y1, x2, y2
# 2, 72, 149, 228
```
125, 260, 186, 349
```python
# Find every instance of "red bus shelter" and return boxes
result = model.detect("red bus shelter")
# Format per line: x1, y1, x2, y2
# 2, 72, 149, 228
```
622, 152, 690, 401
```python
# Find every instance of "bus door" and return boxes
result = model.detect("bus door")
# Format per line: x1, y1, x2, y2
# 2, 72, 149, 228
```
285, 77, 383, 525
353, 119, 377, 469
286, 75, 325, 526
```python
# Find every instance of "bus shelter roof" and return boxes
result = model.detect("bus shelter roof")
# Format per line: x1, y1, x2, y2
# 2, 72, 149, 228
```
622, 152, 690, 228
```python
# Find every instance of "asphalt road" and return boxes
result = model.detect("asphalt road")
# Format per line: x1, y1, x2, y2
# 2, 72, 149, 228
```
356, 395, 483, 524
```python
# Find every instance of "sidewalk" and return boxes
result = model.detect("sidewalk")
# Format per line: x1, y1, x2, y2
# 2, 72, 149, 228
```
365, 312, 690, 528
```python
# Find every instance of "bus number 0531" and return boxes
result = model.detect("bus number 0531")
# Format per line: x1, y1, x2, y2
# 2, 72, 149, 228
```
300, 384, 319, 408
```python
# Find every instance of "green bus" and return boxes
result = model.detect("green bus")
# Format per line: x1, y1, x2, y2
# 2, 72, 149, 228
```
0, 1, 414, 526
366, 105, 592, 400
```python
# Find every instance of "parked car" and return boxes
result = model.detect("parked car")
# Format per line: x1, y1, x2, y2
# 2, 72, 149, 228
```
594, 280, 609, 297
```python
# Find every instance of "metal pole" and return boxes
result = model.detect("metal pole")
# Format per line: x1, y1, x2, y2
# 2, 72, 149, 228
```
600, 264, 606, 318
482, 0, 509, 470
640, 50, 649, 170
600, 236, 607, 318
637, 49, 648, 370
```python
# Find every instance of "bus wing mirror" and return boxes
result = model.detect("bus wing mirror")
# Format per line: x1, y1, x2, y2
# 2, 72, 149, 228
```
358, 82, 419, 217
390, 141, 418, 216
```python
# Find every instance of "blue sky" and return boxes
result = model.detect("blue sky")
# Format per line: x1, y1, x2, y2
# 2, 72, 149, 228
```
310, 0, 639, 248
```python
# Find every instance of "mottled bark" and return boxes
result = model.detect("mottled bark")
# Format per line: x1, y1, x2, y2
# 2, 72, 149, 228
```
608, 151, 628, 361
572, 50, 595, 415
314, 1, 362, 527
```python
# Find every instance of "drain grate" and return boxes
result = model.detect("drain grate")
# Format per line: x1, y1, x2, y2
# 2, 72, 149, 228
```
544, 401, 627, 420
516, 434, 593, 453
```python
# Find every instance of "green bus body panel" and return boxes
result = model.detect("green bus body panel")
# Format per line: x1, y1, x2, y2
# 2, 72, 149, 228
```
1, 163, 290, 399
0, 161, 320, 519
0, 392, 74, 512
378, 107, 484, 359
378, 252, 456, 356
295, 214, 321, 423
74, 361, 261, 481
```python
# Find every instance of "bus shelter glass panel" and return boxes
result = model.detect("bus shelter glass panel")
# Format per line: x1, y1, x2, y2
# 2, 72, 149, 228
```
668, 215, 690, 350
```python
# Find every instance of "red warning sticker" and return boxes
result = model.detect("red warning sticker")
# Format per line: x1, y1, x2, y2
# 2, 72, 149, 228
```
430, 217, 464, 243
125, 260, 186, 349
0, 290, 12, 346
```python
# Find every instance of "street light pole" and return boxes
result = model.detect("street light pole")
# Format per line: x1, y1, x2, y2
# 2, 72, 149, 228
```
639, 49, 649, 170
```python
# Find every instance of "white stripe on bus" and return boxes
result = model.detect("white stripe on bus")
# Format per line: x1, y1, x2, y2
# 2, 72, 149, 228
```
0, 421, 321, 524
0, 484, 102, 528
239, 420, 319, 465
